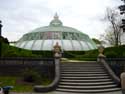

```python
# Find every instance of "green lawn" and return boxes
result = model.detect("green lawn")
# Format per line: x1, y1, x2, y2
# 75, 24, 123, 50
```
0, 76, 33, 92
0, 76, 52, 92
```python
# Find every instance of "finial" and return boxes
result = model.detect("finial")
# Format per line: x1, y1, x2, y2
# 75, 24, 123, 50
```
54, 12, 59, 19
50, 13, 62, 26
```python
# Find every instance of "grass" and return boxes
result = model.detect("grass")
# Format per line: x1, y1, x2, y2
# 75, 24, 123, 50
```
42, 78, 52, 86
0, 76, 33, 92
0, 76, 53, 92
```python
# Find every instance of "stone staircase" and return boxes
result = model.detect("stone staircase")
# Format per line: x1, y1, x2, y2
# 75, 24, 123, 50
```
56, 61, 121, 93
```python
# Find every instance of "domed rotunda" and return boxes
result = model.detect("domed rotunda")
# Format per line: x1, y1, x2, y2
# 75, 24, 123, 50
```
15, 14, 97, 51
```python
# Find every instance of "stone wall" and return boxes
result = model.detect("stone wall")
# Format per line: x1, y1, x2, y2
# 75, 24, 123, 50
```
107, 58, 125, 77
0, 58, 55, 79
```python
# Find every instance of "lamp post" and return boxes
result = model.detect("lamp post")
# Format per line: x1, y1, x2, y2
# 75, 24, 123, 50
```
0, 20, 2, 37
0, 20, 2, 57
119, 0, 125, 32
119, 1, 125, 93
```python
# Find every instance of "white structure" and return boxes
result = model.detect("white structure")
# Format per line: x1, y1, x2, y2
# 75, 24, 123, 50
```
15, 14, 97, 51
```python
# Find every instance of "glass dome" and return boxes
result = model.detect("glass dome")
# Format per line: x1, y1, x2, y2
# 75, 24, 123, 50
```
15, 13, 97, 51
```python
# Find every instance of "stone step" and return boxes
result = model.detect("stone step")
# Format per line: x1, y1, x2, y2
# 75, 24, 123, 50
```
61, 63, 102, 66
61, 69, 105, 72
61, 73, 108, 77
61, 67, 104, 70
60, 78, 113, 83
56, 88, 121, 93
59, 81, 115, 86
58, 61, 121, 93
61, 76, 110, 79
58, 84, 117, 89
61, 61, 97, 64
61, 64, 102, 67
61, 71, 106, 74
61, 66, 104, 69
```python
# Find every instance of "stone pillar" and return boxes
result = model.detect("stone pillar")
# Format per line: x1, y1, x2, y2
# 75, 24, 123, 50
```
98, 45, 105, 57
97, 45, 106, 62
121, 72, 125, 94
53, 42, 62, 58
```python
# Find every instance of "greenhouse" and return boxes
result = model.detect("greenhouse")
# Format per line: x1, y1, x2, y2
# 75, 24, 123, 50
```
15, 14, 97, 51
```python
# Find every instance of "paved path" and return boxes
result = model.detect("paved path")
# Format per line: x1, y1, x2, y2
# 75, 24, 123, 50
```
10, 91, 122, 94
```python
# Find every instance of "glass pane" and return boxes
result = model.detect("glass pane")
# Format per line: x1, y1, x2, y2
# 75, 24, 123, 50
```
63, 40, 73, 50
32, 40, 43, 50
72, 40, 82, 50
62, 32, 69, 39
53, 32, 61, 39
44, 32, 52, 39
24, 40, 34, 49
42, 40, 52, 50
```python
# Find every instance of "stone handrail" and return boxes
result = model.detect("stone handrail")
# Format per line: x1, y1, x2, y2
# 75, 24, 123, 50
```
34, 58, 60, 92
97, 57, 120, 85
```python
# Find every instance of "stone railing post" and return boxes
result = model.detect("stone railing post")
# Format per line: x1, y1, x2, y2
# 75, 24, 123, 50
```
121, 72, 125, 94
53, 42, 62, 59
34, 42, 61, 92
98, 45, 105, 58
97, 46, 120, 85
97, 45, 106, 62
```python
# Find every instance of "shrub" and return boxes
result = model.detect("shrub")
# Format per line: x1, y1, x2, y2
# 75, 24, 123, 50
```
105, 51, 118, 58
32, 51, 53, 58
22, 68, 42, 84
1, 43, 37, 57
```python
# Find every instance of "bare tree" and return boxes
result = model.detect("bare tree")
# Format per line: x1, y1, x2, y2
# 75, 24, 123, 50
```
103, 8, 122, 46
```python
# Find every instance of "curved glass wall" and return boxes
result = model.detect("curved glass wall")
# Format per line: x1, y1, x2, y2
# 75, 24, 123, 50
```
16, 14, 97, 51
20, 32, 90, 41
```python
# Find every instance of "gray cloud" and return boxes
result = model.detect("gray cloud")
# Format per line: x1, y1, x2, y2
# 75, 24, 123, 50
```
0, 0, 122, 41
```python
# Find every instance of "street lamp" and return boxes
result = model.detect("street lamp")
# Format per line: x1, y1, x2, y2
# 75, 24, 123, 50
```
0, 20, 2, 37
0, 20, 2, 57
119, 0, 125, 32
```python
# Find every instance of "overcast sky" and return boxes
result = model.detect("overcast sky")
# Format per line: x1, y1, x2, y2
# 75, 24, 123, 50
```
0, 0, 122, 41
